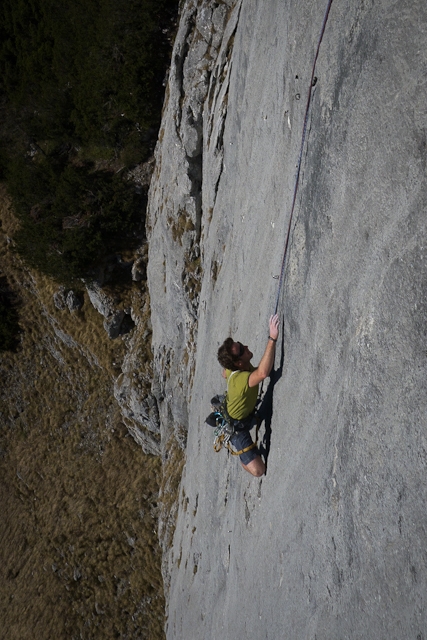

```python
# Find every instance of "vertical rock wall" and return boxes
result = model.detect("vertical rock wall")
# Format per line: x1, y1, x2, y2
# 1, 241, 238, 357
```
146, 0, 242, 560
147, 0, 427, 637
147, 0, 240, 447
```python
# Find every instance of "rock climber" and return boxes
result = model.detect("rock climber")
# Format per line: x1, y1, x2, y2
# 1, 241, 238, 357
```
217, 314, 280, 477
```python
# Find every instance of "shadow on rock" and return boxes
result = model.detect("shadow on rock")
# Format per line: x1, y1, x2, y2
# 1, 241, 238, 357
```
257, 324, 285, 475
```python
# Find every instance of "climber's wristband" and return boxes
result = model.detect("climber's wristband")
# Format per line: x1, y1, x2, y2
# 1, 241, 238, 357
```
268, 336, 277, 343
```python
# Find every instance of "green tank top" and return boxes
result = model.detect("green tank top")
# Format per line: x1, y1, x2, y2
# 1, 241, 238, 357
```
225, 367, 258, 420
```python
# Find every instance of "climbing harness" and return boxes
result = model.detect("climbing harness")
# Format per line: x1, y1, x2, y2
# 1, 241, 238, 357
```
206, 394, 260, 456
274, 0, 334, 314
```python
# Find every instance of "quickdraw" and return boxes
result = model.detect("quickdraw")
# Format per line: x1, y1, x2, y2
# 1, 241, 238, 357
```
208, 395, 261, 456
213, 422, 260, 456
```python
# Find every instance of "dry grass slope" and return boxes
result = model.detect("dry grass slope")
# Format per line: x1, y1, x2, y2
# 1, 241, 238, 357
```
0, 185, 166, 639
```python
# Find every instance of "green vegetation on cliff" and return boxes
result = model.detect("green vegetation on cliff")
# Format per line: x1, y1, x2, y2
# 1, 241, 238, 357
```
0, 0, 176, 154
0, 0, 177, 283
7, 156, 143, 283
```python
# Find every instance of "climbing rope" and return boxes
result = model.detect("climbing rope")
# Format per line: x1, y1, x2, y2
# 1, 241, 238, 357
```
274, 0, 334, 314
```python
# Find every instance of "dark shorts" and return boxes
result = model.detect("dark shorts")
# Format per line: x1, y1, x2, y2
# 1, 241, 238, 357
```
230, 428, 261, 465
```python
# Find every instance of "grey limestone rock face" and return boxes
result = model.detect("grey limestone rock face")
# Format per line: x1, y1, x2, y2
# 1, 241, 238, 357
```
114, 372, 161, 456
147, 0, 427, 638
131, 256, 146, 282
103, 310, 125, 340
145, 0, 239, 567
86, 283, 115, 318
113, 326, 161, 456
147, 0, 237, 461
86, 282, 134, 339
66, 290, 83, 312
54, 287, 83, 312
53, 286, 67, 310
